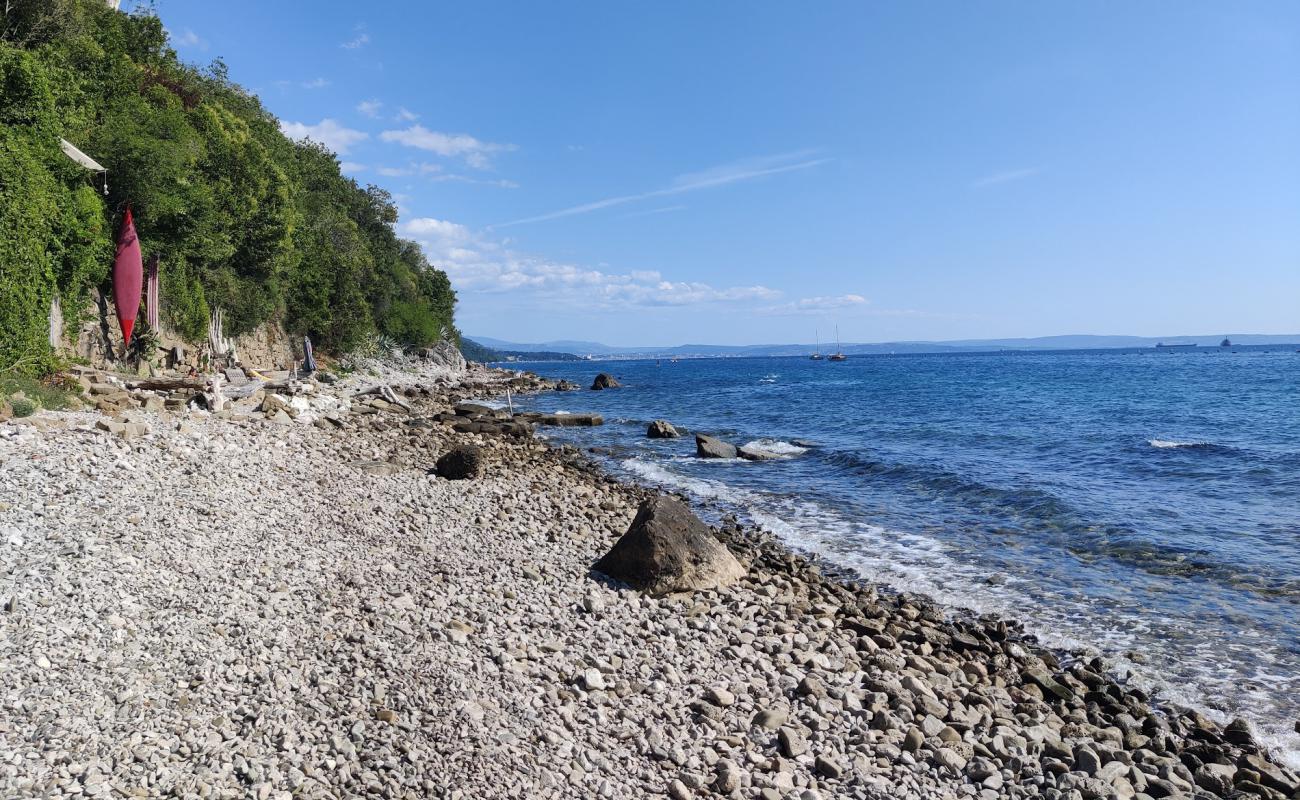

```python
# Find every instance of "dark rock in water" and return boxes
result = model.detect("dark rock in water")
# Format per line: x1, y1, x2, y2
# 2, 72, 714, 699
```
590, 373, 621, 390
790, 438, 817, 448
555, 380, 580, 391
435, 445, 482, 480
518, 412, 603, 427
592, 496, 745, 595
647, 420, 681, 439
738, 445, 779, 461
696, 433, 737, 459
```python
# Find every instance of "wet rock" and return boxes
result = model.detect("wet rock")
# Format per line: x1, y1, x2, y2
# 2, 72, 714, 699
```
647, 420, 681, 439
592, 496, 745, 595
590, 373, 621, 390
695, 433, 737, 459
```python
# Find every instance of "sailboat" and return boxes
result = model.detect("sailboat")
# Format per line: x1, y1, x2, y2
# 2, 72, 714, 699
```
809, 330, 824, 360
828, 326, 847, 361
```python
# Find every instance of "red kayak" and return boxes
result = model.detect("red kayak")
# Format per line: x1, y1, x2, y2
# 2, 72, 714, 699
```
113, 207, 143, 346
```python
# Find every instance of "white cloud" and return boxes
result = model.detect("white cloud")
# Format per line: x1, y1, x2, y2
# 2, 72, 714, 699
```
301, 77, 331, 90
971, 168, 1039, 188
758, 294, 868, 316
379, 125, 516, 168
399, 216, 785, 309
356, 99, 384, 118
279, 119, 369, 155
339, 162, 367, 173
341, 32, 370, 50
497, 150, 830, 227
395, 107, 420, 122
172, 28, 206, 50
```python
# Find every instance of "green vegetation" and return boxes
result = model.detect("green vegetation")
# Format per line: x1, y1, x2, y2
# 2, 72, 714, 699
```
459, 338, 504, 363
0, 0, 458, 375
0, 372, 81, 414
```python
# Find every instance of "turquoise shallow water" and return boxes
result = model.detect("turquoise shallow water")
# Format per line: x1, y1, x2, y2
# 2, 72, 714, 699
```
507, 346, 1300, 764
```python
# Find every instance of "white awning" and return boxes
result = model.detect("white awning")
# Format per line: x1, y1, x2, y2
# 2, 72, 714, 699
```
59, 139, 105, 172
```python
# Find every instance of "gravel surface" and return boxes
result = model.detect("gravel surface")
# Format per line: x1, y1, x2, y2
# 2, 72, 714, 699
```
2, 367, 1296, 799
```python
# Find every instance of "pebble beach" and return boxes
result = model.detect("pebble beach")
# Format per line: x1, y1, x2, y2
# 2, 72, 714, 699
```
2, 362, 1298, 800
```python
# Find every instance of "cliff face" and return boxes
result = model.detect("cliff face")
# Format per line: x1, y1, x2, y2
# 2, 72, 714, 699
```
66, 292, 297, 371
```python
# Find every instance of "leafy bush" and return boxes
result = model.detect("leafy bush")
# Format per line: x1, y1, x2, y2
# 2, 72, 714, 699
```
0, 0, 458, 374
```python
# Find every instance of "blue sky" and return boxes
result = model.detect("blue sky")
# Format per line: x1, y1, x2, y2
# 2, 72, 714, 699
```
140, 1, 1297, 345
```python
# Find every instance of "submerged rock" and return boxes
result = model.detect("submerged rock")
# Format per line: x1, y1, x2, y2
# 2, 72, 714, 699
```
647, 419, 680, 439
695, 433, 737, 459
590, 373, 621, 390
434, 444, 482, 480
592, 496, 745, 595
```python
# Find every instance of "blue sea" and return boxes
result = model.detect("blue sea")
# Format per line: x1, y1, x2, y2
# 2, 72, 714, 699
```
504, 346, 1300, 765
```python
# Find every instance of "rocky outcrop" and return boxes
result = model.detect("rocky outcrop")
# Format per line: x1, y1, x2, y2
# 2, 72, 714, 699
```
695, 433, 737, 459
738, 444, 780, 461
647, 420, 681, 439
435, 444, 482, 480
590, 373, 621, 390
592, 496, 745, 595
517, 412, 604, 427
423, 339, 467, 373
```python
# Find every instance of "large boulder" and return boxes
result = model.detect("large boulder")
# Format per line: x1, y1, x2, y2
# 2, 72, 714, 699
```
434, 444, 482, 480
590, 373, 621, 390
647, 419, 681, 439
426, 339, 468, 373
592, 496, 745, 595
695, 433, 737, 459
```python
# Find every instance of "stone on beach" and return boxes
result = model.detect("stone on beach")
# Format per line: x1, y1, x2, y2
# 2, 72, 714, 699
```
695, 433, 737, 459
591, 495, 745, 595
434, 443, 483, 479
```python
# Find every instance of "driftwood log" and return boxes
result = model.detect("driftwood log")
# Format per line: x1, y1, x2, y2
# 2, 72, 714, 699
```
126, 377, 206, 391
355, 384, 411, 411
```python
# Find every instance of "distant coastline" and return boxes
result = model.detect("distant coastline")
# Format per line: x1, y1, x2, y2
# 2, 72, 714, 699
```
471, 333, 1300, 361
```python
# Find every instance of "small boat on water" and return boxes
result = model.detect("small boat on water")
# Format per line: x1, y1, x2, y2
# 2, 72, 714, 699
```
809, 329, 824, 360
828, 326, 847, 361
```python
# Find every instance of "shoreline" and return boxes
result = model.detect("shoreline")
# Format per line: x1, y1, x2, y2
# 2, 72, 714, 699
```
2, 364, 1297, 799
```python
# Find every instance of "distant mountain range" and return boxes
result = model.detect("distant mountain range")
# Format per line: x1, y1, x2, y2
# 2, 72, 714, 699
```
468, 333, 1300, 360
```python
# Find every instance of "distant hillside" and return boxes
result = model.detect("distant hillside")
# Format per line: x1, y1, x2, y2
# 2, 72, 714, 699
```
471, 333, 1300, 359
460, 338, 583, 363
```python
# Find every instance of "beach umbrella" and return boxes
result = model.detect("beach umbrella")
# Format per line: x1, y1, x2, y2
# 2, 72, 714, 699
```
113, 207, 143, 346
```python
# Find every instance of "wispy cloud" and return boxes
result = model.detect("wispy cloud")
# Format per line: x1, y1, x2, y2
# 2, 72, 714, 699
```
356, 99, 384, 118
171, 28, 207, 50
400, 216, 783, 308
301, 77, 331, 90
971, 168, 1039, 188
758, 294, 867, 316
497, 150, 830, 228
339, 162, 367, 173
621, 205, 687, 219
379, 125, 516, 168
279, 119, 369, 155
341, 31, 370, 50
376, 162, 439, 178
395, 107, 420, 122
